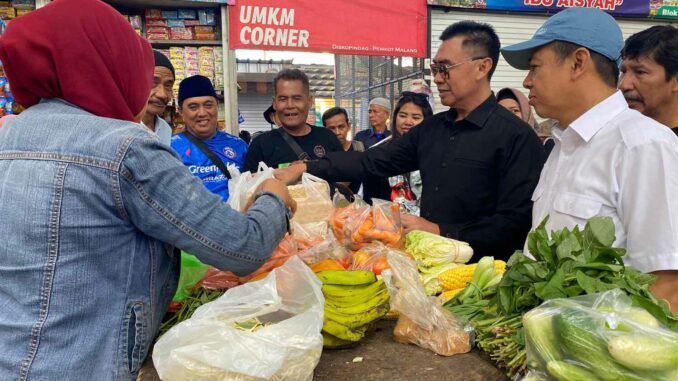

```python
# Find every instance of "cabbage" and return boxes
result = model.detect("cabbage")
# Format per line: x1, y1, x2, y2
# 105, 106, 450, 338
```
405, 230, 473, 268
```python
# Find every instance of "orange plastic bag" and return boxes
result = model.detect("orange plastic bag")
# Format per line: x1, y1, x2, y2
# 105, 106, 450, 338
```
197, 268, 241, 290
240, 221, 345, 283
239, 233, 297, 283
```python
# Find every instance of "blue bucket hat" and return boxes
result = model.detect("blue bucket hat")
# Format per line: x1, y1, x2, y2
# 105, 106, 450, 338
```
501, 8, 624, 70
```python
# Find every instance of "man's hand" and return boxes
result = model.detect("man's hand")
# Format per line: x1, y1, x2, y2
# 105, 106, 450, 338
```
246, 178, 297, 214
650, 270, 678, 313
401, 213, 440, 235
274, 163, 307, 185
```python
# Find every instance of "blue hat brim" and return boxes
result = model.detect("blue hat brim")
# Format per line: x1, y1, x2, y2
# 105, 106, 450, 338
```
501, 37, 555, 70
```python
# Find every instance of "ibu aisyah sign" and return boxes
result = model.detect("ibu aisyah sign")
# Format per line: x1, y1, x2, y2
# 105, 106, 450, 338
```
229, 0, 428, 57
427, 0, 677, 19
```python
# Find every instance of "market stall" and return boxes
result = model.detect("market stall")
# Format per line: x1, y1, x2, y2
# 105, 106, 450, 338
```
141, 173, 678, 381
139, 169, 678, 381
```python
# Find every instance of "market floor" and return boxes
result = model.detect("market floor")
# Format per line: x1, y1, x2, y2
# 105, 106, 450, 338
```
138, 319, 509, 381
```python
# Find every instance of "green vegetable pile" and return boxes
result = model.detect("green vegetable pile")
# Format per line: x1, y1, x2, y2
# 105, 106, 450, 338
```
444, 216, 678, 378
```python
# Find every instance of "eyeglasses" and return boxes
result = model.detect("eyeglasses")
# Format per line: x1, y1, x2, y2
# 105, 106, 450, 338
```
430, 57, 487, 78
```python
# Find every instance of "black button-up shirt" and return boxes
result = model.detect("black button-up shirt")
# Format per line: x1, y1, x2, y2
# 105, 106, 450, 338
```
307, 94, 545, 261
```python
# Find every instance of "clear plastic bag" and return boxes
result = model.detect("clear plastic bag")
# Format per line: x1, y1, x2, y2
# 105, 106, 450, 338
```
341, 198, 403, 250
240, 222, 345, 283
522, 289, 678, 381
347, 241, 392, 276
294, 221, 347, 266
287, 173, 333, 224
329, 194, 368, 244
153, 256, 325, 381
227, 162, 274, 212
382, 249, 473, 356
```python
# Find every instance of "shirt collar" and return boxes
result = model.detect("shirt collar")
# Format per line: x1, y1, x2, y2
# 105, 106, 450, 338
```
444, 93, 497, 128
367, 128, 390, 138
567, 91, 628, 143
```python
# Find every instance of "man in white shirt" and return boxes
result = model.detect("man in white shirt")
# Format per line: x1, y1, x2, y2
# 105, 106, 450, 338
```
501, 8, 678, 311
141, 50, 175, 145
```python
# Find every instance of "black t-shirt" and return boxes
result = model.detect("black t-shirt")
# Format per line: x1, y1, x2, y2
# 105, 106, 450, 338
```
244, 125, 343, 172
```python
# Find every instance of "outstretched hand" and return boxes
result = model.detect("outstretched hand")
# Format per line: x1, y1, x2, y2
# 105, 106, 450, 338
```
273, 163, 307, 185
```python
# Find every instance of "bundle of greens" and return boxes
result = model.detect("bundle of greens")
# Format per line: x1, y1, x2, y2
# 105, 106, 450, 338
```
443, 256, 503, 322
443, 216, 678, 378
159, 288, 225, 336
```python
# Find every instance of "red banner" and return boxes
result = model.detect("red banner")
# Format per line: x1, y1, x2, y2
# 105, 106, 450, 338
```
229, 0, 428, 57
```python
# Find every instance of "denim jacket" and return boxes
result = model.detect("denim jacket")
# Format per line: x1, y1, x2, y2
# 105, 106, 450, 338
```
0, 99, 290, 380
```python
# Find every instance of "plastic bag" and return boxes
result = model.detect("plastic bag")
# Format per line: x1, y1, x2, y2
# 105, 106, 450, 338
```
382, 249, 473, 356
172, 252, 210, 302
228, 162, 274, 212
239, 232, 298, 283
347, 242, 392, 276
343, 198, 402, 250
153, 256, 325, 381
288, 173, 333, 224
522, 289, 678, 381
197, 268, 240, 290
240, 221, 345, 283
294, 221, 347, 266
329, 194, 368, 244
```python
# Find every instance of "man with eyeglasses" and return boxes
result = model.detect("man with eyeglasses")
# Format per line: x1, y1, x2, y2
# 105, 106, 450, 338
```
275, 21, 544, 262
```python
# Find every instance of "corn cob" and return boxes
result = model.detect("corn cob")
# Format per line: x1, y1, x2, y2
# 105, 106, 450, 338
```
438, 260, 506, 290
438, 288, 465, 303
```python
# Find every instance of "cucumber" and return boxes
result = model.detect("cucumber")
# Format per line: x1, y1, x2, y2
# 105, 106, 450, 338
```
546, 361, 601, 381
523, 308, 562, 368
554, 309, 645, 381
608, 334, 678, 371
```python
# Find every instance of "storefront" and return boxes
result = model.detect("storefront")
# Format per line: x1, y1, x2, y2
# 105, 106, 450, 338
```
428, 1, 677, 111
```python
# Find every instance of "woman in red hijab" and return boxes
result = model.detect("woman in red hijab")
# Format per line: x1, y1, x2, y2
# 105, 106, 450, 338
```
0, 0, 154, 121
0, 1, 294, 379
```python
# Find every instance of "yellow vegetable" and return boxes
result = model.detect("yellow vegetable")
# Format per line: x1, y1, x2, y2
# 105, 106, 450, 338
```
438, 260, 506, 290
438, 288, 465, 303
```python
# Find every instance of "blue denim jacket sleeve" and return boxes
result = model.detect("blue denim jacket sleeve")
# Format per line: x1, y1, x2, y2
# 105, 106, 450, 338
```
118, 136, 290, 276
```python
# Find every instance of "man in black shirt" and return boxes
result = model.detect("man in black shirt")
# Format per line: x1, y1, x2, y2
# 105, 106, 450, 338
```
244, 69, 343, 171
275, 22, 544, 261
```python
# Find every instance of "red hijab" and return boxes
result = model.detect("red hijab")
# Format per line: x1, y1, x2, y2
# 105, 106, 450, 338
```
0, 0, 154, 122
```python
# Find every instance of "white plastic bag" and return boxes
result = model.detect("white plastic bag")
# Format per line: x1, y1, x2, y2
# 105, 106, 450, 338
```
287, 173, 333, 224
153, 256, 325, 381
228, 162, 274, 211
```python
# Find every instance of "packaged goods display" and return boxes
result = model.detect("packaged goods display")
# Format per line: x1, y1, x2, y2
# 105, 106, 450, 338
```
0, 0, 34, 26
140, 7, 219, 42
0, 60, 14, 116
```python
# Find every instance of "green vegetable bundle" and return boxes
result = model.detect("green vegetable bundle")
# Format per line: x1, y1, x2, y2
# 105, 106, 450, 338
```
523, 290, 678, 381
443, 216, 678, 378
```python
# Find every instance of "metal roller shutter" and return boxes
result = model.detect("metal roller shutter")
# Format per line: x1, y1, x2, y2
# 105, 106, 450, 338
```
238, 91, 275, 133
429, 9, 674, 112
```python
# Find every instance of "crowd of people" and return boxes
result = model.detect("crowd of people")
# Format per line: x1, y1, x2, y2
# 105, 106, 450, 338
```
0, 0, 676, 379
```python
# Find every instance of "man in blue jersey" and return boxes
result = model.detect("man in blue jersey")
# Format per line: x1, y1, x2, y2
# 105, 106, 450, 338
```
171, 75, 247, 201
